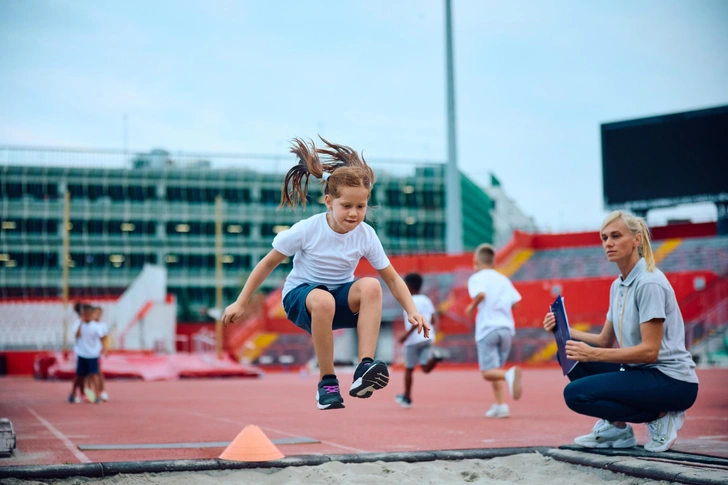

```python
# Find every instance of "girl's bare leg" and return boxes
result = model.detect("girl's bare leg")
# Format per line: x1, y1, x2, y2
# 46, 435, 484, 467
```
348, 278, 382, 361
307, 289, 336, 379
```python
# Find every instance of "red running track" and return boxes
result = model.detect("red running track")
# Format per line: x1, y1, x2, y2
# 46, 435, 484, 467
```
1, 368, 726, 467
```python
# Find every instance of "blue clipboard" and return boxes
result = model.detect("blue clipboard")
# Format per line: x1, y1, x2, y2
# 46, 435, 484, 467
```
550, 295, 578, 376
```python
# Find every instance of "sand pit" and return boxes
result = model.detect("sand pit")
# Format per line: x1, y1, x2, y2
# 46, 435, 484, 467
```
0, 453, 678, 485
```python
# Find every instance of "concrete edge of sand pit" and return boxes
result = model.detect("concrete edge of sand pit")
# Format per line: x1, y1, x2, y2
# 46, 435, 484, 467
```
0, 446, 723, 484
542, 448, 728, 485
0, 447, 548, 479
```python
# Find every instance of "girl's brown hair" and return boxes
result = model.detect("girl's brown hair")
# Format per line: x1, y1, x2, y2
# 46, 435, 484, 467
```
280, 136, 376, 209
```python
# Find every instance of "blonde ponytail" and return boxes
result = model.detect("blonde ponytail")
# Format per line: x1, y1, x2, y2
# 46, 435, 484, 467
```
636, 218, 655, 271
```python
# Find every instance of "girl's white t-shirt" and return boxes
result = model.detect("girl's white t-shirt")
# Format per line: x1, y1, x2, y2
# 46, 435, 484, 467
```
273, 212, 390, 299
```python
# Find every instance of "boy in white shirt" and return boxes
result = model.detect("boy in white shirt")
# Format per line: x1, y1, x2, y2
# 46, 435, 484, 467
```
394, 273, 443, 408
466, 244, 523, 418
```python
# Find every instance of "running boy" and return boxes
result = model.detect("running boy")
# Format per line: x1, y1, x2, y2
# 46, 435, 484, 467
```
395, 272, 443, 408
222, 137, 430, 410
466, 243, 523, 418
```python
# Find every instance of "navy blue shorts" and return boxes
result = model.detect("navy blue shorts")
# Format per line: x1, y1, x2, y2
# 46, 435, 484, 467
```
76, 357, 99, 377
282, 282, 359, 334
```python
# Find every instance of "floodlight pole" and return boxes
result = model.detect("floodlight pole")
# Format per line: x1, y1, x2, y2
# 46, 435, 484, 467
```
215, 195, 224, 360
62, 191, 70, 353
445, 0, 463, 254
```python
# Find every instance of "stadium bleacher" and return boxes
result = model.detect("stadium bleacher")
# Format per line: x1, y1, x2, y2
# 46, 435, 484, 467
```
659, 236, 728, 275
511, 246, 611, 281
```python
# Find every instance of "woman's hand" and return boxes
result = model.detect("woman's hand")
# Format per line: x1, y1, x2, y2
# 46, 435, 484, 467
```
543, 312, 556, 332
565, 340, 597, 362
408, 313, 431, 339
221, 301, 246, 327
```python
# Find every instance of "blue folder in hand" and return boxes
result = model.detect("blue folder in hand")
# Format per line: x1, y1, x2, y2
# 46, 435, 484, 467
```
550, 295, 578, 376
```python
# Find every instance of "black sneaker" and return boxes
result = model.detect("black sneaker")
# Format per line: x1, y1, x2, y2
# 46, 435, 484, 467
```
349, 359, 389, 398
394, 394, 412, 408
316, 377, 345, 410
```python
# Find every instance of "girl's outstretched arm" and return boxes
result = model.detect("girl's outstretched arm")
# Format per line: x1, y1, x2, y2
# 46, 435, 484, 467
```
378, 265, 431, 338
222, 249, 288, 326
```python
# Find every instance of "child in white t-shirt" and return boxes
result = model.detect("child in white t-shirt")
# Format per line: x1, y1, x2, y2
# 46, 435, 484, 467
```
394, 273, 443, 408
68, 302, 107, 404
466, 243, 523, 418
222, 137, 430, 410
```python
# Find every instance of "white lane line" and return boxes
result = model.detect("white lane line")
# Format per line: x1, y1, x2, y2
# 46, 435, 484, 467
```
184, 411, 368, 454
260, 424, 368, 454
28, 408, 91, 464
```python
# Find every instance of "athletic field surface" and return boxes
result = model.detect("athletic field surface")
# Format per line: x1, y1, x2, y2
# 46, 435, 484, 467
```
1, 368, 726, 483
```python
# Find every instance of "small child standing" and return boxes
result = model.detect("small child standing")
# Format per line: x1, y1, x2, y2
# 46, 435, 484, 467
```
395, 273, 443, 408
68, 303, 92, 403
222, 137, 430, 410
69, 303, 107, 404
466, 243, 523, 418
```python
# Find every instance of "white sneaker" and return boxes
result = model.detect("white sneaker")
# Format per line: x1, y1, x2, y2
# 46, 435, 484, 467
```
100, 391, 109, 401
504, 367, 522, 400
485, 403, 510, 418
574, 419, 637, 448
645, 411, 685, 452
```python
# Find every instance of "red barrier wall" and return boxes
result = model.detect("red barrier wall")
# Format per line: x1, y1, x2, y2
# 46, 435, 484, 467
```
0, 350, 45, 376
176, 323, 216, 352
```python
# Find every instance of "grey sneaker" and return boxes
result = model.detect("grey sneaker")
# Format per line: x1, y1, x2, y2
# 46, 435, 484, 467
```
645, 411, 685, 452
574, 419, 637, 448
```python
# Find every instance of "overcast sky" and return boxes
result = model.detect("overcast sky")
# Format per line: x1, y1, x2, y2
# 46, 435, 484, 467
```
1, 0, 726, 231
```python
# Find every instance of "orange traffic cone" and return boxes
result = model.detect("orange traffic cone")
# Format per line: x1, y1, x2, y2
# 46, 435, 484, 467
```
219, 425, 284, 462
